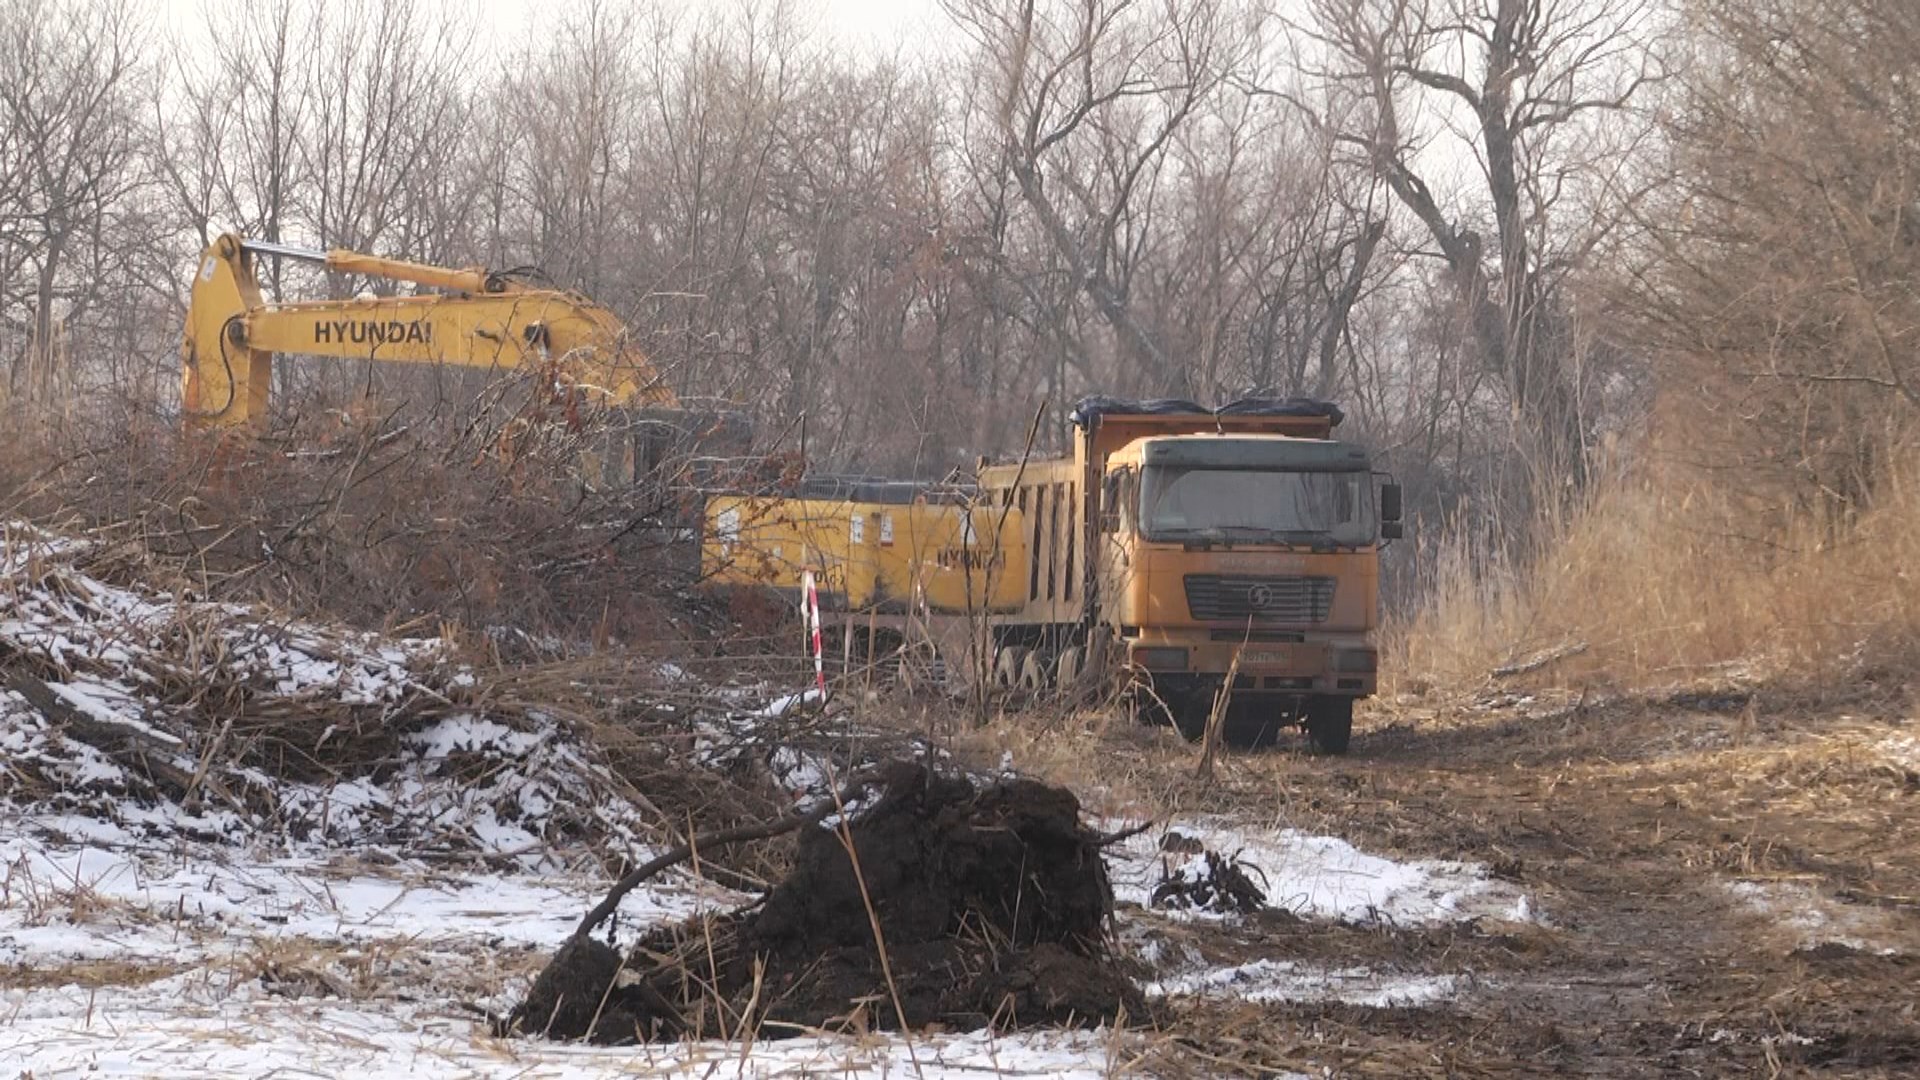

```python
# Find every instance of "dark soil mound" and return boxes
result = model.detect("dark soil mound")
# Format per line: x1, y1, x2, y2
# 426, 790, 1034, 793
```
508, 762, 1147, 1043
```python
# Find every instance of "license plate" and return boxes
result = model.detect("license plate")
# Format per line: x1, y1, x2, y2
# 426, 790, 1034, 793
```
1240, 649, 1293, 667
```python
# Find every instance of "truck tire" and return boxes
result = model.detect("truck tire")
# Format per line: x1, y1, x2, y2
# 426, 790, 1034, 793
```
1170, 695, 1211, 740
1054, 646, 1084, 690
994, 646, 1030, 689
1221, 700, 1285, 749
1305, 696, 1354, 755
1125, 676, 1174, 729
1019, 651, 1051, 692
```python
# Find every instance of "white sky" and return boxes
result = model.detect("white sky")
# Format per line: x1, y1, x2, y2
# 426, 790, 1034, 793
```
160, 0, 954, 58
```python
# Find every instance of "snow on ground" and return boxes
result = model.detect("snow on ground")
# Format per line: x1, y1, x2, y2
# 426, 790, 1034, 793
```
1107, 817, 1538, 928
2, 977, 1129, 1079
1724, 878, 1905, 954
1100, 816, 1534, 1011
0, 527, 1147, 1079
1146, 958, 1460, 1009
0, 814, 1151, 1079
0, 825, 738, 971
1877, 733, 1920, 772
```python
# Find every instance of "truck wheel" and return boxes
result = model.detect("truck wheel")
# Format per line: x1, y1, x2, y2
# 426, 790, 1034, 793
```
1221, 701, 1285, 749
1019, 651, 1051, 692
1305, 697, 1354, 755
1054, 646, 1084, 690
1169, 695, 1211, 740
993, 646, 1030, 689
1125, 676, 1171, 728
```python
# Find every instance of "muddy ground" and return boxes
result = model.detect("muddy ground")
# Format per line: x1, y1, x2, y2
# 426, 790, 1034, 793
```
950, 682, 1920, 1078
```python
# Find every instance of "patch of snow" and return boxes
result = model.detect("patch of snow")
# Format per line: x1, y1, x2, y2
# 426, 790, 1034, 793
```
1148, 958, 1460, 1008
1108, 819, 1538, 927
406, 714, 545, 759
0, 979, 1130, 1080
0, 829, 741, 971
768, 744, 835, 801
1877, 734, 1920, 771
1725, 879, 1902, 954
757, 687, 825, 717
45, 677, 184, 746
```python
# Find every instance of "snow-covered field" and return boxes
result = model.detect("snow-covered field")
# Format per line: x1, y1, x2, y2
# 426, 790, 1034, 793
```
1, 806, 1533, 1076
1, 806, 1147, 1078
14, 810, 1509, 1076
5, 977, 1130, 1079
1144, 959, 1459, 1009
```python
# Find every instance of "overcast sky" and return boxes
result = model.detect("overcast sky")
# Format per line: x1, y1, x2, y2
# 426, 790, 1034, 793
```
160, 0, 954, 58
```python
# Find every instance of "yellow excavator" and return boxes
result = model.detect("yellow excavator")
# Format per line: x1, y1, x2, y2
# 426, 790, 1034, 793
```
180, 233, 695, 482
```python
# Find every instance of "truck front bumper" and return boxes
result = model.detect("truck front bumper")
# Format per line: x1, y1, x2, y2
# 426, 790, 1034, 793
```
1127, 634, 1377, 697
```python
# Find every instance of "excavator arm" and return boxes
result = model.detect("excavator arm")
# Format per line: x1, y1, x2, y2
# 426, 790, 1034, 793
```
180, 233, 675, 431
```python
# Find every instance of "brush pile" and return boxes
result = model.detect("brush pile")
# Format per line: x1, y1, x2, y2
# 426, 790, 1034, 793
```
509, 762, 1148, 1042
0, 522, 647, 860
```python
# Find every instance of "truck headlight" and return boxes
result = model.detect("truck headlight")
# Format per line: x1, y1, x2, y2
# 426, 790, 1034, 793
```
1135, 647, 1189, 671
1331, 648, 1378, 673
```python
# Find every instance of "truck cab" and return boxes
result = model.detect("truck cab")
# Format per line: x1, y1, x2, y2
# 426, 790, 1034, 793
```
1098, 432, 1396, 750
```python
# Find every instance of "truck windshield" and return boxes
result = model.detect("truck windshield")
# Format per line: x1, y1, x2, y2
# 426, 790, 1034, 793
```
1139, 467, 1376, 546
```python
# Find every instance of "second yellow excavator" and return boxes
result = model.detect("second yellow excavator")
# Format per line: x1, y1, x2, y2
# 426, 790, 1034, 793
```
180, 233, 692, 480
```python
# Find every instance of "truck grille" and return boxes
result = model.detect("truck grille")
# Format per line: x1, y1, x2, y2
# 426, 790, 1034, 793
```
1184, 574, 1335, 623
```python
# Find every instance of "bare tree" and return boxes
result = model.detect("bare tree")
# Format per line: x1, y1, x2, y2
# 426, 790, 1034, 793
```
0, 0, 148, 400
943, 0, 1251, 395
1625, 0, 1920, 525
1297, 0, 1668, 500
489, 0, 647, 296
299, 0, 473, 262
156, 0, 311, 275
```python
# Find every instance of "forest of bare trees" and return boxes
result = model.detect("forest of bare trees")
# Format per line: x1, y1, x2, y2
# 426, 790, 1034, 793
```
2, 0, 1914, 600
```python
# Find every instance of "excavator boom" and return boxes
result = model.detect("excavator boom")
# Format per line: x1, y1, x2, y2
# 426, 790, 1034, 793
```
180, 233, 673, 431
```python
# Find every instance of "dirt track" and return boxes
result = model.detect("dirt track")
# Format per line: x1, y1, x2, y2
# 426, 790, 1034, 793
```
958, 683, 1920, 1077
1186, 688, 1920, 1077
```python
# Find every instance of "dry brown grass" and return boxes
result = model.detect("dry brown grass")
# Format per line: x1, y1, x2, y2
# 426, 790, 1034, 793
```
1388, 462, 1920, 698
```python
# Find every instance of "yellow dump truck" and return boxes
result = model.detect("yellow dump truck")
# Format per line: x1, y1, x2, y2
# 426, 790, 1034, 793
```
974, 397, 1400, 752
702, 398, 1401, 753
702, 478, 1027, 619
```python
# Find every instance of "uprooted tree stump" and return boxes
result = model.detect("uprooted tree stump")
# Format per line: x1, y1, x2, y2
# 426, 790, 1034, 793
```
505, 761, 1148, 1043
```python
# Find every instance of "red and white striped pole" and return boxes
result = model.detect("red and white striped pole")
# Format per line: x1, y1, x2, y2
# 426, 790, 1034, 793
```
801, 569, 826, 698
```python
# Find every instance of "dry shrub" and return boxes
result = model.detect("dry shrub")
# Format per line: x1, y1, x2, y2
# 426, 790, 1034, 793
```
1390, 455, 1920, 695
0, 395, 720, 648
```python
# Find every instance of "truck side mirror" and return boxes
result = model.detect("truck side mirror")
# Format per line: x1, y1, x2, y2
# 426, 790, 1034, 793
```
1380, 482, 1403, 523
